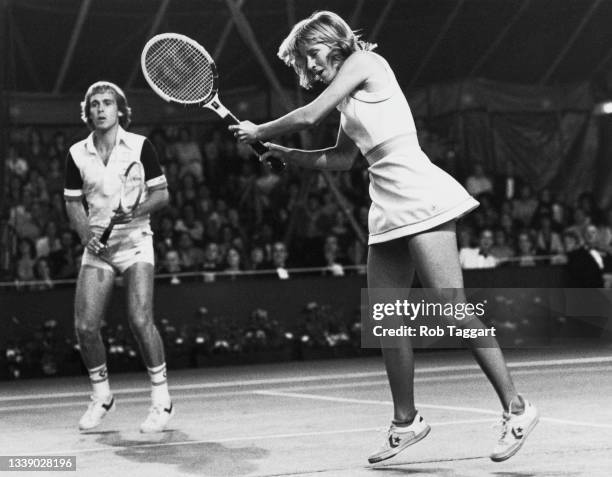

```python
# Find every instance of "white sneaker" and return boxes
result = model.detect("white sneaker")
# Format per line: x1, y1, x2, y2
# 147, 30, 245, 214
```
140, 402, 175, 433
368, 412, 431, 464
491, 395, 539, 462
78, 395, 115, 431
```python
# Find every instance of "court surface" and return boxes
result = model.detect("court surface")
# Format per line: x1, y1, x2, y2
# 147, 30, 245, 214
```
1, 345, 611, 477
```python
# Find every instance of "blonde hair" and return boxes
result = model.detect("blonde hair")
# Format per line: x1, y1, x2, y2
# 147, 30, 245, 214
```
80, 81, 132, 130
278, 11, 376, 89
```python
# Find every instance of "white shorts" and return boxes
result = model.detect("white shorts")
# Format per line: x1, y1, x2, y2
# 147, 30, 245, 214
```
82, 228, 155, 274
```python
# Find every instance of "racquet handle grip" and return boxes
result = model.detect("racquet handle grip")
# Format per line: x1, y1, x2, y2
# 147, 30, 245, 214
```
99, 225, 113, 245
221, 114, 285, 172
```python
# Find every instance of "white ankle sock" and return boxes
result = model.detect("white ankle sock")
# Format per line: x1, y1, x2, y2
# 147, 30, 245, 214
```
88, 364, 111, 399
147, 363, 170, 406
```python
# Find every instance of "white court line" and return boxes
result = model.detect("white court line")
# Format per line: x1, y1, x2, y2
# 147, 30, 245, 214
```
2, 364, 612, 412
254, 390, 612, 429
1, 355, 611, 402
261, 365, 612, 393
22, 418, 498, 456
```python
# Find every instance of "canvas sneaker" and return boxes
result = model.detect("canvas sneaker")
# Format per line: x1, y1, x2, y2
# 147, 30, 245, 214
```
491, 395, 539, 462
78, 395, 115, 431
368, 412, 431, 464
140, 402, 175, 433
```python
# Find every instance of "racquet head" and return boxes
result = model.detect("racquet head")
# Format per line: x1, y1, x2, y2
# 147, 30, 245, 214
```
119, 161, 145, 212
141, 33, 218, 105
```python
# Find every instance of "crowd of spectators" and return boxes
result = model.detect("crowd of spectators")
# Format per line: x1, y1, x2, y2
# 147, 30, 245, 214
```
2, 123, 612, 290
2, 301, 367, 379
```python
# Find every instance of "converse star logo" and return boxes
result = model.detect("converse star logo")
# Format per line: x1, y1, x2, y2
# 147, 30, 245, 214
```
512, 426, 524, 439
389, 435, 401, 448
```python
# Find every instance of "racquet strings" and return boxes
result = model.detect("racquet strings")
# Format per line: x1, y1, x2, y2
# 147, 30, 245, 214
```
144, 37, 215, 103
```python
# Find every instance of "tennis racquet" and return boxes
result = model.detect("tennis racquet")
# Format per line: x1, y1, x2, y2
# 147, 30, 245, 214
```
99, 161, 145, 245
141, 33, 285, 172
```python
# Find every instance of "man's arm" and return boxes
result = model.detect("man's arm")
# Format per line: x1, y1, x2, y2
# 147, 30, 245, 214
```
65, 199, 92, 246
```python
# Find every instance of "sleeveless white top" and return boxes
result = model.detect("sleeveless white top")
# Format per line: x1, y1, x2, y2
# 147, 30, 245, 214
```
337, 53, 418, 155
336, 52, 479, 244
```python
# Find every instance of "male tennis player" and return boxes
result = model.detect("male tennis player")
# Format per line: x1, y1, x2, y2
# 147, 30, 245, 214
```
64, 81, 174, 433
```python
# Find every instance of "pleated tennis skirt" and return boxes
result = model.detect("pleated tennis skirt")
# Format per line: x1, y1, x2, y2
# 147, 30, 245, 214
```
365, 134, 479, 245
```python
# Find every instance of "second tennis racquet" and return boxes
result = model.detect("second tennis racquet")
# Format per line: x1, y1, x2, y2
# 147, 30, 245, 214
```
99, 161, 145, 245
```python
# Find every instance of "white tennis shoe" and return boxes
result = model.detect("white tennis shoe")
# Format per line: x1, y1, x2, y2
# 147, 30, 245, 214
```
368, 412, 431, 464
78, 395, 115, 431
140, 402, 175, 433
491, 395, 539, 462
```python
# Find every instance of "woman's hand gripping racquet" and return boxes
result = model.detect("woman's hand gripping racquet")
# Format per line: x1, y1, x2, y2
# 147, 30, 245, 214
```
141, 33, 285, 172
99, 161, 145, 245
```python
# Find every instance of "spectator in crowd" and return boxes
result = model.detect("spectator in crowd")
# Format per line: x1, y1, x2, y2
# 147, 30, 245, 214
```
577, 191, 602, 225
201, 241, 222, 272
174, 173, 200, 210
32, 257, 54, 290
499, 212, 517, 241
154, 215, 177, 260
490, 228, 515, 264
597, 207, 612, 254
9, 192, 42, 240
475, 193, 499, 229
512, 185, 538, 227
566, 224, 612, 287
174, 202, 205, 246
149, 128, 171, 166
202, 129, 225, 183
246, 246, 269, 271
27, 128, 48, 175
47, 192, 67, 228
176, 232, 205, 271
159, 249, 183, 285
6, 175, 24, 211
255, 161, 281, 199
329, 209, 352, 250
224, 247, 243, 277
15, 237, 37, 283
48, 229, 80, 279
515, 231, 537, 267
534, 214, 563, 256
271, 241, 290, 279
5, 144, 29, 179
322, 235, 345, 276
294, 193, 325, 266
457, 223, 475, 250
459, 228, 498, 269
24, 169, 50, 204
45, 157, 65, 197
170, 127, 204, 180
52, 131, 67, 159
562, 229, 581, 254
565, 207, 591, 240
35, 220, 62, 258
465, 163, 494, 197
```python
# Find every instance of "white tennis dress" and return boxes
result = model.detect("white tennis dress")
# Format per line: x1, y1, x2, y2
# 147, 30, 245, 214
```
337, 53, 478, 244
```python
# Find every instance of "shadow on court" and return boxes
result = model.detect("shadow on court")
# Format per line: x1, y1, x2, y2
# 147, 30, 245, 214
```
368, 467, 460, 476
491, 473, 583, 477
95, 431, 270, 476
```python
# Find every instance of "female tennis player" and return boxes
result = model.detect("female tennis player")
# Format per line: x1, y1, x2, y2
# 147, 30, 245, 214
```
64, 81, 174, 433
229, 11, 538, 463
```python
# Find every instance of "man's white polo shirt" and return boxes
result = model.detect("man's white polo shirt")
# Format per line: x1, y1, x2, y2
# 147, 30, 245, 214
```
64, 127, 167, 233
